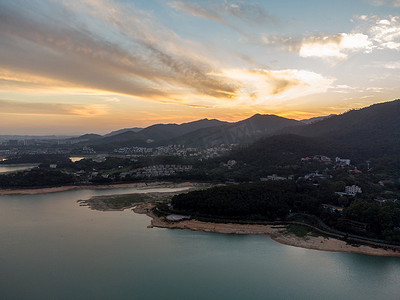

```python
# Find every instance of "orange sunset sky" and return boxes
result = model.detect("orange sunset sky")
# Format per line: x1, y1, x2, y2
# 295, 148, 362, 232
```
1, 0, 399, 134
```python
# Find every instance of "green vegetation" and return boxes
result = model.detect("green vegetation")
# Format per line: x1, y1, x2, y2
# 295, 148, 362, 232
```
94, 193, 153, 210
0, 168, 75, 188
83, 191, 182, 211
286, 224, 311, 238
171, 181, 320, 220
169, 179, 400, 243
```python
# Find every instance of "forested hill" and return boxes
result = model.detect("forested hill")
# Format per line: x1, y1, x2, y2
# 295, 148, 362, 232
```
168, 114, 301, 147
227, 134, 348, 169
282, 99, 400, 157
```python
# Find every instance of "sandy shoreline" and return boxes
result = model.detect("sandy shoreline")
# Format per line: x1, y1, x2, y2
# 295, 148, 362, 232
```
134, 203, 400, 258
0, 181, 203, 195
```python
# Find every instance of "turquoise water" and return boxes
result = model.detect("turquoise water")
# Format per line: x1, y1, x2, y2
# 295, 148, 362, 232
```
0, 188, 399, 300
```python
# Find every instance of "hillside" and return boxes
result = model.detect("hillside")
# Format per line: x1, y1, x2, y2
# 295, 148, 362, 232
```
139, 118, 228, 142
287, 99, 400, 157
85, 115, 300, 150
169, 114, 301, 147
104, 127, 143, 137
227, 134, 347, 170
87, 118, 228, 150
229, 99, 400, 167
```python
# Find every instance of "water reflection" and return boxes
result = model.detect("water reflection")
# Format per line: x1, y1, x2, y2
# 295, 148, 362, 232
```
0, 164, 38, 173
0, 188, 399, 300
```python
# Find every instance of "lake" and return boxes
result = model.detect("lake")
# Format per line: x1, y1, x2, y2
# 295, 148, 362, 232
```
0, 164, 38, 173
0, 187, 399, 300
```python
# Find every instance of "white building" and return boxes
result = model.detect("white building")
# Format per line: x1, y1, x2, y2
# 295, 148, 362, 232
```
345, 185, 362, 196
336, 157, 351, 166
260, 174, 287, 181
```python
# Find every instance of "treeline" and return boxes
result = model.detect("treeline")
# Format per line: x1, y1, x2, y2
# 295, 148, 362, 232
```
171, 181, 320, 220
343, 198, 400, 241
0, 169, 76, 188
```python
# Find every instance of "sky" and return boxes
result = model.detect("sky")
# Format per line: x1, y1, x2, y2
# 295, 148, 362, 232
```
1, 0, 399, 135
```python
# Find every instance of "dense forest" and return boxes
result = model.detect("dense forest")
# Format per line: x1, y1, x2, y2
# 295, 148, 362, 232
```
170, 181, 400, 242
0, 169, 76, 188
171, 181, 327, 221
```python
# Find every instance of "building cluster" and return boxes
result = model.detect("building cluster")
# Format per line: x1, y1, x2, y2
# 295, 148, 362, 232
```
304, 171, 332, 181
92, 155, 107, 163
260, 174, 294, 181
113, 144, 233, 159
0, 148, 70, 155
222, 160, 237, 169
120, 164, 193, 179
300, 155, 352, 168
374, 197, 398, 206
335, 157, 351, 166
335, 185, 362, 197
82, 146, 96, 154
301, 155, 332, 163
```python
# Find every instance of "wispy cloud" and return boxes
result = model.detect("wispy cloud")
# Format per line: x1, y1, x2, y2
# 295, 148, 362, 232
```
169, 0, 278, 27
0, 99, 107, 117
262, 33, 372, 62
370, 0, 400, 7
221, 68, 334, 104
365, 15, 400, 50
384, 61, 400, 69
0, 0, 240, 105
298, 33, 373, 60
0, 0, 329, 108
262, 14, 400, 62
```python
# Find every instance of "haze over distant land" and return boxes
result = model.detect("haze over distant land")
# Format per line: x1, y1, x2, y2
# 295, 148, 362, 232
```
0, 0, 399, 134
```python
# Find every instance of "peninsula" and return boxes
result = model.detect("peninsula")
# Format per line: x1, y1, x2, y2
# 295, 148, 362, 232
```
78, 188, 400, 258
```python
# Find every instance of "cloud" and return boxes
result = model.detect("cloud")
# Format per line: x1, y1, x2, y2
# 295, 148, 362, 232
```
169, 1, 224, 24
0, 0, 240, 105
262, 33, 373, 62
384, 61, 400, 69
299, 33, 373, 60
370, 0, 400, 7
263, 15, 400, 62
330, 84, 384, 94
221, 69, 334, 103
0, 99, 107, 117
366, 16, 400, 50
169, 0, 277, 27
104, 97, 121, 103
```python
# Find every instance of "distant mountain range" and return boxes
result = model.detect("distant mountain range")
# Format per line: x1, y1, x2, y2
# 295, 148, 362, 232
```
235, 99, 400, 163
300, 114, 336, 124
85, 118, 230, 150
76, 99, 399, 158
168, 114, 300, 147
104, 127, 143, 137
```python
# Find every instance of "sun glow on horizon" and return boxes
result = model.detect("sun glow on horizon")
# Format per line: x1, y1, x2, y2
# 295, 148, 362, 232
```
0, 0, 399, 134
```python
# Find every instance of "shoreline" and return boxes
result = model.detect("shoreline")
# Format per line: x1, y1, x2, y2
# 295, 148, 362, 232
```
134, 203, 400, 258
4, 184, 399, 258
0, 181, 205, 195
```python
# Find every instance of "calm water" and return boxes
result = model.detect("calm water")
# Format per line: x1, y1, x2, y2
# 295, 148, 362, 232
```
0, 187, 399, 300
0, 164, 38, 173
69, 157, 85, 162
